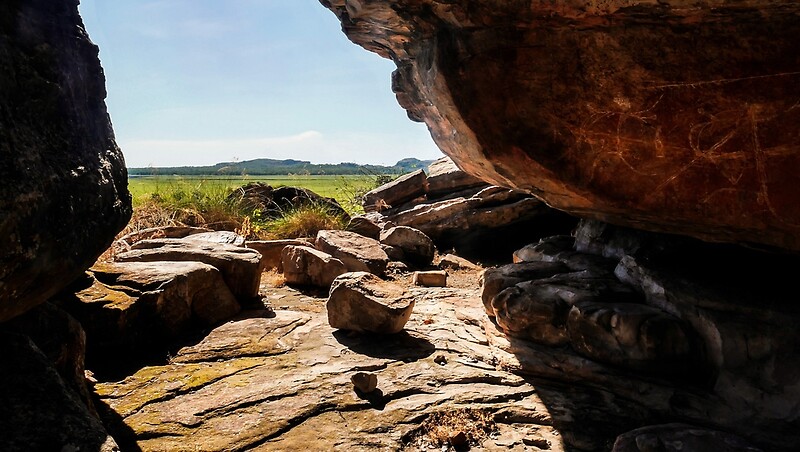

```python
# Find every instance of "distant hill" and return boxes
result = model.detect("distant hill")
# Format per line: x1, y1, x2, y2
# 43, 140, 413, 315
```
128, 157, 435, 176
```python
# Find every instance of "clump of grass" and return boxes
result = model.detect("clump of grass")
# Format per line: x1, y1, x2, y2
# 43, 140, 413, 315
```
119, 178, 356, 247
261, 269, 286, 288
262, 203, 348, 239
416, 408, 496, 449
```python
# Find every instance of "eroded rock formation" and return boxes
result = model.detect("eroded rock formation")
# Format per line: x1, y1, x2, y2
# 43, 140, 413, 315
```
321, 0, 800, 251
0, 0, 131, 322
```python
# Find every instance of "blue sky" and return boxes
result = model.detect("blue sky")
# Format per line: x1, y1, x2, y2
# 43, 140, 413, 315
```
78, 0, 442, 167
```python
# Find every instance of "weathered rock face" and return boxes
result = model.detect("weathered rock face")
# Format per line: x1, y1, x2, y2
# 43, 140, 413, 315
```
282, 245, 348, 288
327, 272, 415, 334
0, 333, 119, 452
485, 226, 800, 450
380, 225, 436, 267
321, 0, 800, 252
316, 230, 390, 276
57, 262, 242, 364
0, 0, 131, 322
117, 239, 264, 300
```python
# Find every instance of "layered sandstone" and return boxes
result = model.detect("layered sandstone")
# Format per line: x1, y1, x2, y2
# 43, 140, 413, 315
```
321, 0, 800, 251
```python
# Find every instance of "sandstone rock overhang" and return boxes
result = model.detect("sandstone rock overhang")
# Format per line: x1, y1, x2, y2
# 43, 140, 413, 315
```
320, 0, 800, 252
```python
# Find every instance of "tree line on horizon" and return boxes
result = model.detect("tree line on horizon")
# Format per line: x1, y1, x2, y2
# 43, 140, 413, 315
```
127, 157, 435, 177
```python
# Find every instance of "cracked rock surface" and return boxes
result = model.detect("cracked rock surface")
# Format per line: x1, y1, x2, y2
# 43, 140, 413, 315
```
94, 271, 565, 451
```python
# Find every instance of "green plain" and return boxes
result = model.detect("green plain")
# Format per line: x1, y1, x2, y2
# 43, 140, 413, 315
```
128, 175, 374, 208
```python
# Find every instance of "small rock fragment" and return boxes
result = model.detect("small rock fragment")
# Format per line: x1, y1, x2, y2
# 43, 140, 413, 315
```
523, 437, 551, 449
351, 372, 378, 393
413, 270, 448, 287
434, 354, 448, 365
438, 254, 481, 270
449, 431, 468, 447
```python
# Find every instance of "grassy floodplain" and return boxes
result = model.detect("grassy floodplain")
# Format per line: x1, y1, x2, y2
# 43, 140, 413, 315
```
128, 174, 376, 208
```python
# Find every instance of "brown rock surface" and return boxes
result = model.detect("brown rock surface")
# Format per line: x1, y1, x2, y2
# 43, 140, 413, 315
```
88, 261, 797, 451
380, 225, 436, 266
327, 272, 415, 334
116, 239, 263, 300
281, 245, 348, 288
426, 156, 487, 197
612, 423, 762, 452
93, 272, 566, 451
322, 0, 800, 252
0, 0, 131, 322
246, 238, 312, 270
0, 302, 95, 415
567, 301, 694, 373
316, 229, 390, 275
363, 169, 428, 212
57, 262, 241, 361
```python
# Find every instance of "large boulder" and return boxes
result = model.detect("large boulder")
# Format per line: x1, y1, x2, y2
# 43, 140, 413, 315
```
480, 261, 569, 316
492, 274, 641, 346
281, 245, 348, 288
247, 239, 313, 270
0, 0, 131, 322
116, 239, 263, 300
231, 183, 349, 221
322, 0, 800, 252
362, 169, 428, 212
0, 333, 118, 451
426, 156, 486, 198
567, 301, 694, 374
316, 230, 389, 276
327, 272, 415, 334
379, 226, 436, 267
57, 261, 241, 359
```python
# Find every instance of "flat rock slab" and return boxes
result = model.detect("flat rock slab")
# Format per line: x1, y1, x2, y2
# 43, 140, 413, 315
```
94, 273, 569, 452
426, 156, 487, 198
116, 239, 263, 299
182, 231, 246, 247
363, 169, 428, 212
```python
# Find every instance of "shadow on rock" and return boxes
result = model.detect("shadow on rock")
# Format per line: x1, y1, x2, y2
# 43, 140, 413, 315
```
332, 329, 435, 361
93, 396, 143, 452
354, 388, 387, 410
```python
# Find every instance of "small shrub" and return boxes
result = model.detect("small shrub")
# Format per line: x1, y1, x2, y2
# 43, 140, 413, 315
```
335, 173, 399, 214
263, 203, 347, 239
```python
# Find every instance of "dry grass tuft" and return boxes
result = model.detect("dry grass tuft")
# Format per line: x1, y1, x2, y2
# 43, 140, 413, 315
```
263, 204, 347, 239
419, 408, 496, 448
261, 269, 286, 288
